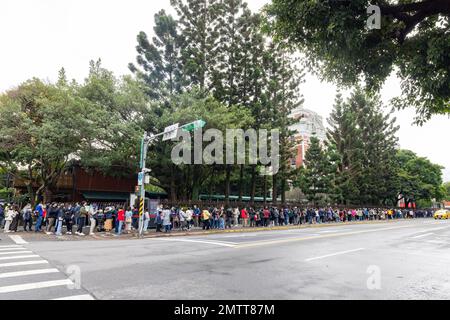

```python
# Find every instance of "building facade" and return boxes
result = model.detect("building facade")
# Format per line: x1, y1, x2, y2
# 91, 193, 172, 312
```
289, 106, 327, 168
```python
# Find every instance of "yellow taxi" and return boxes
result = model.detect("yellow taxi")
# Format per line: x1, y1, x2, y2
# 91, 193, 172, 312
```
434, 209, 450, 219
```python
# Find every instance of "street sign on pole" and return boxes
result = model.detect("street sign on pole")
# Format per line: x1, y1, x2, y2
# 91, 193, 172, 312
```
137, 172, 144, 186
162, 123, 179, 141
182, 119, 206, 132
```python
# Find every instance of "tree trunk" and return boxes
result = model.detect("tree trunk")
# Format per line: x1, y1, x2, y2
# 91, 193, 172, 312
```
238, 164, 244, 202
170, 164, 177, 202
225, 165, 231, 205
272, 174, 277, 205
263, 175, 267, 205
250, 165, 256, 205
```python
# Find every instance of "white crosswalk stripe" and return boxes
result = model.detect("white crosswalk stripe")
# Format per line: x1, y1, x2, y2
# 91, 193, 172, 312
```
0, 244, 95, 300
0, 268, 59, 279
0, 251, 32, 255
0, 254, 39, 261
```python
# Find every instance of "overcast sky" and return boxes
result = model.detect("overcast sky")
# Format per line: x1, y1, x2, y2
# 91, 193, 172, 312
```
0, 0, 448, 181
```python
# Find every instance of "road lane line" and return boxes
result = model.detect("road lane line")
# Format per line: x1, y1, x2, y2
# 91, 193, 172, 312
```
0, 260, 48, 268
411, 233, 434, 239
305, 248, 365, 262
0, 254, 39, 261
0, 251, 32, 255
0, 268, 59, 279
8, 235, 28, 244
53, 294, 95, 300
153, 238, 237, 247
0, 279, 73, 293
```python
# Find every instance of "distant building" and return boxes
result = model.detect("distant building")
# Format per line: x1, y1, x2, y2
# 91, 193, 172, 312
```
289, 106, 327, 168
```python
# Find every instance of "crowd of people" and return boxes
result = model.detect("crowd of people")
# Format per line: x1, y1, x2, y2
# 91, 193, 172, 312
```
0, 201, 436, 236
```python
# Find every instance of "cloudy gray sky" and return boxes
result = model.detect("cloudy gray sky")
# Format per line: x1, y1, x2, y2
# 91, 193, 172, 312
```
0, 0, 448, 181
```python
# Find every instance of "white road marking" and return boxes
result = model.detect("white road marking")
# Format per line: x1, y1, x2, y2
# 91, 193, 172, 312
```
154, 238, 237, 247
0, 251, 32, 255
220, 234, 258, 238
305, 248, 365, 262
0, 279, 73, 293
411, 233, 434, 239
8, 235, 28, 244
0, 247, 26, 252
0, 254, 39, 261
0, 268, 59, 279
53, 294, 95, 300
0, 245, 22, 249
0, 260, 48, 268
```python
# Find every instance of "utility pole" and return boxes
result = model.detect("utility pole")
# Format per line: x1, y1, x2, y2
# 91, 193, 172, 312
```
136, 120, 206, 237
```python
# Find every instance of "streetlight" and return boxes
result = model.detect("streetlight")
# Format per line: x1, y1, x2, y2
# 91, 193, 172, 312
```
137, 119, 206, 237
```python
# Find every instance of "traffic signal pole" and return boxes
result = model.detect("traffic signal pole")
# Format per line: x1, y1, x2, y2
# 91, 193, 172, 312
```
137, 120, 206, 238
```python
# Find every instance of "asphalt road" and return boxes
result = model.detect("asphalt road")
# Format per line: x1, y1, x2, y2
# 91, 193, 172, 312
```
1, 219, 449, 300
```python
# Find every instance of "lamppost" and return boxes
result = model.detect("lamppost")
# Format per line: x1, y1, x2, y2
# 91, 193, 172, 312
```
137, 120, 206, 237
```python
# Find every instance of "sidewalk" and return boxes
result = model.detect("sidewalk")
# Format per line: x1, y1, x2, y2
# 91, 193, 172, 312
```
1, 218, 417, 242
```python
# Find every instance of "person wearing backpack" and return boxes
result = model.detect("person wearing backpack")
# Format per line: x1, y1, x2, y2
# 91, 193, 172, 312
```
22, 204, 33, 232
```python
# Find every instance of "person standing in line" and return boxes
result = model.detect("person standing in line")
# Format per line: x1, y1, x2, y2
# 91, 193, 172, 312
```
46, 203, 57, 234
116, 207, 125, 235
225, 207, 233, 229
64, 204, 74, 235
193, 205, 200, 228
143, 209, 150, 233
155, 207, 163, 232
125, 207, 133, 233
76, 202, 88, 236
55, 204, 64, 236
178, 208, 187, 231
240, 207, 248, 228
0, 204, 5, 230
163, 207, 172, 233
201, 208, 211, 230
34, 202, 44, 232
185, 207, 193, 230
22, 204, 33, 232
89, 204, 97, 235
8, 205, 20, 232
3, 205, 16, 233
233, 207, 240, 226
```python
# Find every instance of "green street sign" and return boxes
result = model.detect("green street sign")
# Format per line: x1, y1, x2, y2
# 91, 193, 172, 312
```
183, 119, 206, 132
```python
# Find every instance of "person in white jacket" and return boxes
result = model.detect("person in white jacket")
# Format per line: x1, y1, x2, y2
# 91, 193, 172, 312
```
3, 206, 17, 233
162, 208, 172, 233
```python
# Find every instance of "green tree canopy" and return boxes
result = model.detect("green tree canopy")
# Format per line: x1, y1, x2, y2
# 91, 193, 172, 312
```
264, 0, 450, 123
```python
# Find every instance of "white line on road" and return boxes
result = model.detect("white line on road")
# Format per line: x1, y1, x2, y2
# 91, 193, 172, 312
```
8, 235, 28, 244
0, 268, 59, 279
0, 254, 39, 261
153, 238, 237, 247
0, 279, 73, 293
0, 251, 32, 255
0, 247, 26, 252
0, 260, 48, 268
305, 248, 365, 262
53, 294, 95, 300
411, 233, 434, 239
0, 245, 22, 249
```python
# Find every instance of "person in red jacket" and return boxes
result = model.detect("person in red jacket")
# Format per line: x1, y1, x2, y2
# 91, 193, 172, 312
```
263, 207, 270, 227
240, 207, 248, 227
116, 207, 125, 235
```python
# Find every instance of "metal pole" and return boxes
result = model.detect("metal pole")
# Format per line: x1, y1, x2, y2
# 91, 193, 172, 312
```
138, 132, 149, 237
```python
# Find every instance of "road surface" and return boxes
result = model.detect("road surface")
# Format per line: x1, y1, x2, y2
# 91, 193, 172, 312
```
0, 219, 449, 300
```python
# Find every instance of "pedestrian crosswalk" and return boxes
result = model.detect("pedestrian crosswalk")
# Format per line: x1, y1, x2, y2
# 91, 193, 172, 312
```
0, 244, 95, 300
